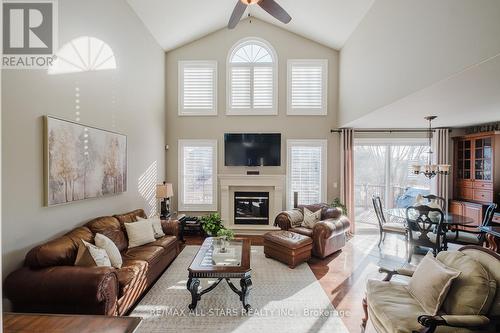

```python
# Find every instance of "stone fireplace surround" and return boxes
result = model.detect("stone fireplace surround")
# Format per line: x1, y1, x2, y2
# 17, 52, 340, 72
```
219, 174, 284, 234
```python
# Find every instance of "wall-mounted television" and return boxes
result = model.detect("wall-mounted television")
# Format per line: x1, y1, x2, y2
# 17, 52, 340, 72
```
224, 133, 281, 167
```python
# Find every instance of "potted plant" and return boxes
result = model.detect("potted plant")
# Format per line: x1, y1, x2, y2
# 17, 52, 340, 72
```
216, 228, 235, 253
330, 198, 347, 215
200, 213, 224, 236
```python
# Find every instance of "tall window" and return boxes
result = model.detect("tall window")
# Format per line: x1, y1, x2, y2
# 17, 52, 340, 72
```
227, 38, 277, 115
287, 59, 328, 115
178, 140, 217, 211
287, 140, 327, 209
178, 61, 217, 116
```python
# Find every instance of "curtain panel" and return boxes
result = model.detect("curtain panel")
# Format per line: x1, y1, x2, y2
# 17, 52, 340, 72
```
432, 128, 450, 202
340, 128, 355, 234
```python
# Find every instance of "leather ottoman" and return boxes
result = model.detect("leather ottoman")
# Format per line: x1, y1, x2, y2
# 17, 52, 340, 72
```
263, 231, 313, 268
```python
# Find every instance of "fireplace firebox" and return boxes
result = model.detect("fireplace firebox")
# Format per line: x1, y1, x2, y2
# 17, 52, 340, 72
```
234, 192, 269, 225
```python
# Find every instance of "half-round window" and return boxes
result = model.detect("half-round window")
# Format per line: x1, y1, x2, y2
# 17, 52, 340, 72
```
227, 38, 277, 115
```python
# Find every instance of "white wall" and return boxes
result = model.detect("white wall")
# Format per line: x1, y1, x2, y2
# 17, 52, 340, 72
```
165, 18, 340, 214
339, 0, 500, 127
2, 0, 165, 277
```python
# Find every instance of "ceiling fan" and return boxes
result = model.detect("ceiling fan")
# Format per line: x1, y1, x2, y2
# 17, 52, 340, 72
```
228, 0, 292, 29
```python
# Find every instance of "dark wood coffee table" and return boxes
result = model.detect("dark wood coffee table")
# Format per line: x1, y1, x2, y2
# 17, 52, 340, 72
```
187, 237, 252, 311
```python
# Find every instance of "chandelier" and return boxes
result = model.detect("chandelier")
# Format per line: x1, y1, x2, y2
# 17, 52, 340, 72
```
411, 116, 451, 179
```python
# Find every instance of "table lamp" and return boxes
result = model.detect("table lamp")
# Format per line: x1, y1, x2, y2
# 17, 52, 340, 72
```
156, 182, 174, 219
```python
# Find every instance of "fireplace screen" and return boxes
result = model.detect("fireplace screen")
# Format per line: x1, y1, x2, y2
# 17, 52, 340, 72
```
234, 192, 269, 225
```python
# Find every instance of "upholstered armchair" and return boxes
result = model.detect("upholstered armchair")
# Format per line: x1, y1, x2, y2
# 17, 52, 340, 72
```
274, 203, 350, 258
362, 245, 500, 333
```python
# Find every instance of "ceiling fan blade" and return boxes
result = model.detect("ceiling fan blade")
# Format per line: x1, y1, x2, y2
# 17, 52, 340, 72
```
258, 0, 292, 24
228, 1, 247, 29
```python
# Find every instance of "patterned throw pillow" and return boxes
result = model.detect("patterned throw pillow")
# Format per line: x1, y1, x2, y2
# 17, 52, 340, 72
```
74, 239, 112, 267
301, 207, 322, 229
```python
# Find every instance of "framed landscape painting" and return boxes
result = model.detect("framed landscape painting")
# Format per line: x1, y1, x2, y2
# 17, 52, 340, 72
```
45, 116, 127, 206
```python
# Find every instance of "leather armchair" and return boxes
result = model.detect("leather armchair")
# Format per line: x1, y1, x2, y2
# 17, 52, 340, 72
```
274, 204, 350, 258
362, 245, 500, 333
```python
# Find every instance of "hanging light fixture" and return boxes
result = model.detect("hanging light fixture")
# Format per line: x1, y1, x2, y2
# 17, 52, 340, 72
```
411, 116, 451, 179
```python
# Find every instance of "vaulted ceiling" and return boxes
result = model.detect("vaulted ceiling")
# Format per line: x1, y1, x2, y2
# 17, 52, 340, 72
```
126, 0, 375, 51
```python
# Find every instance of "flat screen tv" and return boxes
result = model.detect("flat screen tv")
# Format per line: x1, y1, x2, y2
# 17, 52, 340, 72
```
224, 133, 281, 167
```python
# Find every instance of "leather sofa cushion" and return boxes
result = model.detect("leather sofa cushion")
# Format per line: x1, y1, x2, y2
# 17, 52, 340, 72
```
114, 209, 147, 225
116, 260, 147, 297
290, 227, 313, 237
437, 251, 496, 315
86, 216, 128, 252
122, 245, 164, 265
264, 231, 312, 249
150, 236, 177, 249
366, 279, 427, 333
25, 227, 93, 268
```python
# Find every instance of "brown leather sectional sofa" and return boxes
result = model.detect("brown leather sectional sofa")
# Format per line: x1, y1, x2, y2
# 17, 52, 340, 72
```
274, 204, 351, 258
4, 209, 179, 316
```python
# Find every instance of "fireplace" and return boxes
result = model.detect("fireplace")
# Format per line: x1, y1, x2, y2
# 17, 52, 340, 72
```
234, 192, 269, 225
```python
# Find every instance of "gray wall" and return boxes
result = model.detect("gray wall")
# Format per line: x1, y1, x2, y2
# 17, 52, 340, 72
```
2, 0, 165, 277
165, 18, 340, 214
339, 0, 500, 127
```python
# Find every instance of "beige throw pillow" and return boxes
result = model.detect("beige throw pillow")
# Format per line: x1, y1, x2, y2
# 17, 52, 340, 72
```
95, 233, 122, 269
301, 207, 322, 228
75, 239, 112, 267
137, 216, 165, 239
408, 252, 461, 315
125, 219, 156, 248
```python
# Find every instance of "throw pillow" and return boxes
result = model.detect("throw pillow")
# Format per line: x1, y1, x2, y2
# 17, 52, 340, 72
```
137, 216, 165, 239
408, 252, 461, 315
75, 239, 112, 267
301, 207, 322, 228
125, 219, 156, 248
95, 233, 122, 269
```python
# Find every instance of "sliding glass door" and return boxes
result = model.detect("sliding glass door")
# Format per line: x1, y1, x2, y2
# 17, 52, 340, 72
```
354, 139, 431, 229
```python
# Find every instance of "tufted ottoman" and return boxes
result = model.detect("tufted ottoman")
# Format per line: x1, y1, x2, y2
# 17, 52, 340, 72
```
263, 231, 313, 268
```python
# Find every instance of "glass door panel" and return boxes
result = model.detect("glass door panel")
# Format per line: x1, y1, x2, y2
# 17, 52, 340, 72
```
354, 140, 430, 229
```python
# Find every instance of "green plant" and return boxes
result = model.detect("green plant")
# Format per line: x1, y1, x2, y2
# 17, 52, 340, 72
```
216, 228, 235, 240
200, 213, 224, 236
330, 198, 347, 215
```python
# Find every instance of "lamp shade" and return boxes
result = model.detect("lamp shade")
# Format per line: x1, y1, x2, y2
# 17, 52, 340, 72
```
156, 183, 174, 199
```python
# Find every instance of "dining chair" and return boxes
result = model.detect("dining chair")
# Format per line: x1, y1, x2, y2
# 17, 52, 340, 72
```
372, 196, 408, 248
405, 205, 445, 263
446, 203, 497, 246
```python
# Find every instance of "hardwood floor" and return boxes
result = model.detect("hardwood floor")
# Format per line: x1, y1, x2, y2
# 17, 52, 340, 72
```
182, 230, 420, 333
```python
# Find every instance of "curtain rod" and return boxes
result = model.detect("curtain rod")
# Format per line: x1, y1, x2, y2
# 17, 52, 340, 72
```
330, 128, 452, 133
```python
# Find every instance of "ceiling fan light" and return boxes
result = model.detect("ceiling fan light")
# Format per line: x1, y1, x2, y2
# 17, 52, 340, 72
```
240, 0, 260, 5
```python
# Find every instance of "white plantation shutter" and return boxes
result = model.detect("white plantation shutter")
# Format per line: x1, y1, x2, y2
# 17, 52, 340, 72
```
179, 140, 217, 211
254, 66, 273, 109
179, 61, 217, 115
227, 38, 277, 115
230, 67, 251, 109
287, 140, 327, 209
287, 60, 328, 115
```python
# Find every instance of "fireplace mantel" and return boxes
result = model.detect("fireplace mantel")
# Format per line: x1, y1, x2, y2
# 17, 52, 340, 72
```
219, 174, 284, 233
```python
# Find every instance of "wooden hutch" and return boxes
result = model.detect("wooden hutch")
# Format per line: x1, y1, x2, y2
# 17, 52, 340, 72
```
452, 131, 500, 226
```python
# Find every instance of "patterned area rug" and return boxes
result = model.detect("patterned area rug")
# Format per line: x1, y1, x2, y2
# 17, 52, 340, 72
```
130, 246, 349, 333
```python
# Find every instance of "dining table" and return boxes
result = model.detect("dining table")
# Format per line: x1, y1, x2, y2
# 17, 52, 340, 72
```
386, 208, 476, 227
385, 207, 476, 252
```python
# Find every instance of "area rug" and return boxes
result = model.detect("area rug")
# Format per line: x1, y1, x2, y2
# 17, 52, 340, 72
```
130, 246, 349, 333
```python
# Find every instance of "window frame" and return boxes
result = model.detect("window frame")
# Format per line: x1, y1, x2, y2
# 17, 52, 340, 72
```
178, 60, 218, 116
286, 139, 328, 210
226, 37, 278, 116
178, 139, 218, 211
287, 59, 328, 116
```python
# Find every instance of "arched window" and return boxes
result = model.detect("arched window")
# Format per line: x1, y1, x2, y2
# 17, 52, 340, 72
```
227, 38, 277, 115
48, 36, 117, 75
